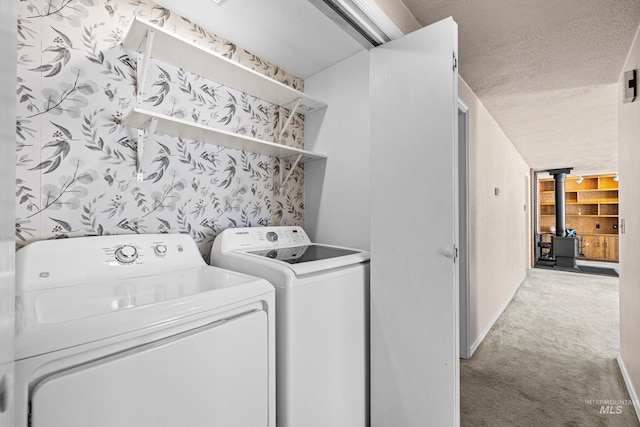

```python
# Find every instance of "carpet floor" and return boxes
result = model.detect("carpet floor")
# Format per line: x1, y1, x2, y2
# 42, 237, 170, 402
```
461, 268, 639, 426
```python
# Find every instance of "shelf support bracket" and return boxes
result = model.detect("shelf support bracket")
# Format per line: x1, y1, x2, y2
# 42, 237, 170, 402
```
136, 29, 156, 102
278, 97, 302, 142
278, 154, 303, 194
136, 117, 158, 182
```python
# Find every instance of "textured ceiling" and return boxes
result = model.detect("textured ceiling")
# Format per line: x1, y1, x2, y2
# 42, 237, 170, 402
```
154, 0, 640, 175
401, 0, 640, 175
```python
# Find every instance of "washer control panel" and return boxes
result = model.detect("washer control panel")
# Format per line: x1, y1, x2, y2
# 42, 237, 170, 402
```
219, 226, 311, 251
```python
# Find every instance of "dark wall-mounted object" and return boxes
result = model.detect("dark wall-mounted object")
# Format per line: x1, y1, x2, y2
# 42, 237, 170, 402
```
624, 69, 636, 103
547, 167, 573, 237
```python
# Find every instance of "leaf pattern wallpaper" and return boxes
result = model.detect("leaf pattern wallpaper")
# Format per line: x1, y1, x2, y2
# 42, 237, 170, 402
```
16, 0, 307, 259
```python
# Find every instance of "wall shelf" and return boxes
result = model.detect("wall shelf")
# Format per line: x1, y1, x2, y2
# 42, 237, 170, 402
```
121, 17, 328, 185
122, 18, 327, 114
123, 108, 327, 162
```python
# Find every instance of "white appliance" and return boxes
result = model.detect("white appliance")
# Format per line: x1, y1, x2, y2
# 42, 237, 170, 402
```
210, 226, 370, 427
14, 233, 275, 427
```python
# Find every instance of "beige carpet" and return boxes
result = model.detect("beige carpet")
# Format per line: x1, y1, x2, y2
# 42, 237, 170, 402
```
461, 268, 639, 426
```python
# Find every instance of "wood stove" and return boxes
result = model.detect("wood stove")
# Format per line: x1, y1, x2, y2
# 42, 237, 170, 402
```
547, 168, 580, 268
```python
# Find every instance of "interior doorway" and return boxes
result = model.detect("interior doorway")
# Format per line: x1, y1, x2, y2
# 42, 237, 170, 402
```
458, 99, 471, 360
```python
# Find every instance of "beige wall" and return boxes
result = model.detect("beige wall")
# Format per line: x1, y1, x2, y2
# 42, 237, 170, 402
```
459, 78, 531, 351
618, 26, 640, 413
373, 0, 420, 34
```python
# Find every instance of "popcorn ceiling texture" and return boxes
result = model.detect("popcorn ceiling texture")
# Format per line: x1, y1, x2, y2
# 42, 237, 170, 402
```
401, 0, 640, 174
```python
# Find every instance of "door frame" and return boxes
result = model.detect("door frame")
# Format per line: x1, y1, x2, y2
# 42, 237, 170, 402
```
457, 99, 471, 360
0, 1, 17, 425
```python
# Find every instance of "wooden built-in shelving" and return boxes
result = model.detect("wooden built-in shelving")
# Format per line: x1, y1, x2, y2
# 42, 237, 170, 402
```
538, 174, 619, 262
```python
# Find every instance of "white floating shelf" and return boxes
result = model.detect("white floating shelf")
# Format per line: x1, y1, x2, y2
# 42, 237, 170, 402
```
122, 17, 327, 113
123, 108, 327, 162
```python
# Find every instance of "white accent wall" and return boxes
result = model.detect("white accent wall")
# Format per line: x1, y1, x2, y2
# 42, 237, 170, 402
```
618, 25, 640, 418
305, 52, 371, 250
459, 78, 531, 352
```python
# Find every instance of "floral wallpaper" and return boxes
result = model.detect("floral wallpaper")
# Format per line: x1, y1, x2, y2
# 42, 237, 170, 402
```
16, 0, 307, 259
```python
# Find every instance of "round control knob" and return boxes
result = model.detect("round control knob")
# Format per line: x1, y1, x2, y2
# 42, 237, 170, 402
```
154, 244, 168, 257
266, 231, 278, 242
115, 245, 138, 264
266, 250, 278, 259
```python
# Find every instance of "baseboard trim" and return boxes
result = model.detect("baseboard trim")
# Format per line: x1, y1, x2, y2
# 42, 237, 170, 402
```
469, 272, 527, 357
617, 354, 640, 423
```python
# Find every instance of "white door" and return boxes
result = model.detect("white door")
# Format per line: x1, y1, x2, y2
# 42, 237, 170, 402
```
370, 17, 459, 427
0, 1, 17, 425
31, 311, 269, 427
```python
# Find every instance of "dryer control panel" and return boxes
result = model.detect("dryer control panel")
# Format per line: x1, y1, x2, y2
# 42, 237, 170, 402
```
16, 234, 204, 291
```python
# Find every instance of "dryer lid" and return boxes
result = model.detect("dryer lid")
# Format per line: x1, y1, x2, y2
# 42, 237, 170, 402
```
15, 265, 273, 360
15, 234, 273, 360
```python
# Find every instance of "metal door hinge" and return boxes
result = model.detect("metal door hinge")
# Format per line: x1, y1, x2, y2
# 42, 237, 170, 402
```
453, 52, 458, 71
444, 244, 459, 262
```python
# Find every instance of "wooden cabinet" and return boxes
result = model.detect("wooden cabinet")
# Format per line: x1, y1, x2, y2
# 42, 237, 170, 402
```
538, 174, 619, 262
580, 235, 603, 259
603, 235, 619, 261
579, 235, 619, 262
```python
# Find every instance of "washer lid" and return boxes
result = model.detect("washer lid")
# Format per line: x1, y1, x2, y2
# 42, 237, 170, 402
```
247, 244, 359, 263
15, 265, 273, 360
238, 243, 369, 276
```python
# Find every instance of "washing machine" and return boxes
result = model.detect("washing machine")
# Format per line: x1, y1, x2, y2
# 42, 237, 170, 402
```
14, 233, 275, 427
210, 226, 370, 427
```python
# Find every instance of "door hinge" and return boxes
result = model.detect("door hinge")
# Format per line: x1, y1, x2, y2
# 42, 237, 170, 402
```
444, 245, 459, 262
453, 52, 458, 71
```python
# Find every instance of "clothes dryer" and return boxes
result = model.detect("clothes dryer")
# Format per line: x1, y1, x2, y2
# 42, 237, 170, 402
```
15, 234, 275, 427
210, 226, 369, 427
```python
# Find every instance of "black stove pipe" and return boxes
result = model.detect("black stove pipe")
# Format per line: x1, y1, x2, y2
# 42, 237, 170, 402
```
548, 168, 573, 237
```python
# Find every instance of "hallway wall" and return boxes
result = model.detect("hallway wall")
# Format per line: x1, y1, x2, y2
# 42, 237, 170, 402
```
618, 24, 640, 418
459, 78, 531, 353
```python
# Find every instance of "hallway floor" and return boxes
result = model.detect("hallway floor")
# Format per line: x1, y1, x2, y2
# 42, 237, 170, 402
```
461, 268, 639, 426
